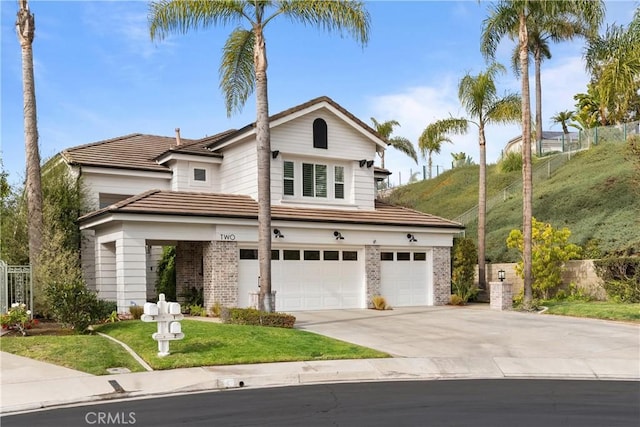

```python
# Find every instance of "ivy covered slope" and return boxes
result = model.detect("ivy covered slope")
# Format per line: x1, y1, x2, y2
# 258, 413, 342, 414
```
388, 141, 639, 262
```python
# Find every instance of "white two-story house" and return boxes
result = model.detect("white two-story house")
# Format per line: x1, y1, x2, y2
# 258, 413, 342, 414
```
60, 96, 463, 312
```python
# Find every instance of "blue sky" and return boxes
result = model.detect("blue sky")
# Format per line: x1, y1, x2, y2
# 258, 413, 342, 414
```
2, 0, 638, 187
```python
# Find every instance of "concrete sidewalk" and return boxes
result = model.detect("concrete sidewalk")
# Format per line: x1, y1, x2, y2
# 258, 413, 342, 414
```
1, 306, 639, 414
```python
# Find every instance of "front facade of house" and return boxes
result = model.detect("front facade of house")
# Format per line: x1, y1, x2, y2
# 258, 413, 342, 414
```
63, 97, 463, 312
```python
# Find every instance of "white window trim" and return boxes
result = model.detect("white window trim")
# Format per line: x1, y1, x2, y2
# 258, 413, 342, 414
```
282, 159, 351, 205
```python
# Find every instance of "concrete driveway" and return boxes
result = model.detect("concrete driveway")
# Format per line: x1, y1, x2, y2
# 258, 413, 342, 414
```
294, 305, 640, 368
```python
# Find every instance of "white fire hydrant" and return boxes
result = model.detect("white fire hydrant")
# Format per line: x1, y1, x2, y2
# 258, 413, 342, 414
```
141, 293, 184, 357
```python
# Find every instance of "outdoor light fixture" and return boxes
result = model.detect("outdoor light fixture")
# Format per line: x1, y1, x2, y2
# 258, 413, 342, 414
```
334, 231, 344, 240
359, 159, 367, 167
271, 150, 280, 159
407, 233, 417, 242
273, 229, 285, 239
366, 160, 374, 168
498, 269, 505, 282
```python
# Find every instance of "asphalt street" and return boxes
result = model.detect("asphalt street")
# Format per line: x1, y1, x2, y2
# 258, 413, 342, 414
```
2, 379, 639, 427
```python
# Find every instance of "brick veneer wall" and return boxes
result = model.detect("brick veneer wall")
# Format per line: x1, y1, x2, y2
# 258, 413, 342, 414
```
176, 241, 203, 303
203, 241, 238, 309
365, 245, 381, 308
433, 247, 452, 305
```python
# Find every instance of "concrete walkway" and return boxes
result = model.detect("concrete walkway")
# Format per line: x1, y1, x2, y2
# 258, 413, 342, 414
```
1, 305, 638, 414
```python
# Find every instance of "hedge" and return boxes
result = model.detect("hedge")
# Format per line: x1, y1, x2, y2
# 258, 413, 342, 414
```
593, 257, 640, 303
221, 307, 296, 328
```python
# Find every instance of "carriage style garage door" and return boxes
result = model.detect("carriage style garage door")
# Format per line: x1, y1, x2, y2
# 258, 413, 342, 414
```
380, 250, 432, 307
238, 248, 365, 311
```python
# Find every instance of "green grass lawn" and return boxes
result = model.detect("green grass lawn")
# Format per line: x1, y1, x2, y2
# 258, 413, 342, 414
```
542, 301, 640, 323
0, 335, 148, 375
96, 319, 388, 370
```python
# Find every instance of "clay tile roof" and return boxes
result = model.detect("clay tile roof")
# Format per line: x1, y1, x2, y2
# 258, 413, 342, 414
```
206, 96, 386, 150
62, 134, 196, 172
79, 190, 463, 229
156, 129, 236, 159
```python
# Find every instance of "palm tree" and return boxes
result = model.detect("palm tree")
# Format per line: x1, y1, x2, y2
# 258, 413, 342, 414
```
480, 0, 604, 309
17, 0, 43, 281
149, 0, 370, 312
486, 1, 604, 157
550, 110, 575, 135
585, 9, 640, 125
430, 63, 521, 290
370, 118, 417, 168
418, 124, 451, 179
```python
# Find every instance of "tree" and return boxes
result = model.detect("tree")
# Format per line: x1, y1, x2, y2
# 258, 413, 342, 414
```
149, 0, 370, 312
550, 110, 575, 135
584, 8, 640, 125
370, 118, 417, 168
418, 123, 452, 179
507, 217, 582, 301
16, 0, 44, 278
430, 63, 521, 290
480, 0, 604, 309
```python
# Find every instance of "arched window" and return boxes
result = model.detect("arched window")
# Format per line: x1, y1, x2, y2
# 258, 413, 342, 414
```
313, 118, 328, 149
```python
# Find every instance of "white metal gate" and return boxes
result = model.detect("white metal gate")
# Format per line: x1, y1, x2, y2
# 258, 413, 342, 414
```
0, 260, 32, 314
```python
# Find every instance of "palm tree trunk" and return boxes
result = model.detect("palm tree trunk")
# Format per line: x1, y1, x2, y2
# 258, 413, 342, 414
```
428, 153, 433, 179
535, 49, 543, 157
17, 0, 43, 276
253, 27, 273, 312
478, 126, 487, 290
519, 11, 534, 308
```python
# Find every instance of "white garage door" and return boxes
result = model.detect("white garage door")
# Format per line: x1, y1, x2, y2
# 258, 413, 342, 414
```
380, 250, 432, 307
238, 248, 365, 311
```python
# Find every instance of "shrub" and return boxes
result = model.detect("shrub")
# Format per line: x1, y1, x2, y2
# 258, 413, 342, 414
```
1, 303, 35, 336
155, 246, 176, 301
451, 237, 478, 303
129, 305, 144, 320
499, 151, 522, 173
449, 294, 464, 306
451, 279, 479, 304
210, 301, 223, 317
371, 295, 391, 310
221, 307, 296, 328
594, 257, 640, 303
43, 280, 101, 333
94, 299, 118, 322
179, 286, 203, 307
188, 304, 207, 317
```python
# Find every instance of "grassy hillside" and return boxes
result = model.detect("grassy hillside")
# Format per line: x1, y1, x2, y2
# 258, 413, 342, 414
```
387, 141, 640, 262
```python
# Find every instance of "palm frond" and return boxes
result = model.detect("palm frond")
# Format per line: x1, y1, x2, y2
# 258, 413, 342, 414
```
219, 28, 256, 116
277, 0, 370, 46
149, 0, 245, 41
389, 137, 417, 164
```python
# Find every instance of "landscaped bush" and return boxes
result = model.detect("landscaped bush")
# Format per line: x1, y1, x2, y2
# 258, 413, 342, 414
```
221, 307, 296, 328
188, 304, 207, 317
43, 279, 102, 333
371, 295, 391, 310
210, 301, 223, 317
594, 257, 640, 303
499, 151, 522, 173
94, 299, 118, 322
451, 237, 478, 304
129, 305, 144, 320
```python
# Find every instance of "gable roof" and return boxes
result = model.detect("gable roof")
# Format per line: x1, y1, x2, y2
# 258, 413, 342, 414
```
79, 190, 463, 230
205, 96, 387, 151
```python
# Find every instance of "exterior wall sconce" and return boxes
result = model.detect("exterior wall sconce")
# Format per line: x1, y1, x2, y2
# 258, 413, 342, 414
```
407, 233, 417, 242
366, 160, 374, 168
334, 231, 344, 240
271, 150, 280, 159
498, 269, 505, 282
273, 228, 285, 239
359, 159, 367, 167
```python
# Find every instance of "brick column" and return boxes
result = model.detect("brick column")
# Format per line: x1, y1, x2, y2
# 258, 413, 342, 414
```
432, 247, 452, 306
176, 241, 204, 304
490, 281, 512, 311
365, 245, 381, 308
203, 241, 238, 310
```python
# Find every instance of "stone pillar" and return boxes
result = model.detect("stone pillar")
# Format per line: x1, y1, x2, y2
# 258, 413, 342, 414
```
203, 241, 238, 310
432, 247, 451, 306
115, 236, 148, 312
175, 241, 204, 303
490, 281, 512, 311
365, 245, 381, 308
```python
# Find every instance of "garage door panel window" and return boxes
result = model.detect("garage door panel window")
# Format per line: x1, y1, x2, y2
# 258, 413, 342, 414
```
283, 250, 301, 260
304, 250, 321, 261
397, 252, 411, 261
323, 250, 339, 261
240, 249, 258, 259
272, 250, 280, 260
414, 252, 426, 261
381, 252, 394, 261
342, 251, 358, 261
